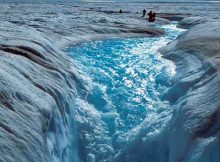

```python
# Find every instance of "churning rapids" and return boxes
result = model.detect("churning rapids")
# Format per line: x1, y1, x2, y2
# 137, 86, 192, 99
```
60, 24, 185, 162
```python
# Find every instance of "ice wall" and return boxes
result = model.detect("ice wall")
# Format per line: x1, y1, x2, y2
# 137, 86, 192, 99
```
159, 18, 220, 162
0, 21, 90, 162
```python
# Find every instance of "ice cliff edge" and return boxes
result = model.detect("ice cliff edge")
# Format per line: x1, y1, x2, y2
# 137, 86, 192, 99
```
0, 22, 88, 162
159, 17, 220, 162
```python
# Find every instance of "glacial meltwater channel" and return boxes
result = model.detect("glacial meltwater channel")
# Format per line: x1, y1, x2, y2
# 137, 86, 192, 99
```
65, 24, 185, 162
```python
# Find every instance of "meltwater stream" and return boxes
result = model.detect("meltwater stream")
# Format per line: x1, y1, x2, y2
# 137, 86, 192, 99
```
65, 24, 185, 162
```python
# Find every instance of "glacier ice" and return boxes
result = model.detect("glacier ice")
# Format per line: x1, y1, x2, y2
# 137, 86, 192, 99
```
0, 2, 220, 162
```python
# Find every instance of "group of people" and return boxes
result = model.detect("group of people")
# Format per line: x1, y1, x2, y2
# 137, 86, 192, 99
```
119, 9, 156, 23
143, 9, 156, 22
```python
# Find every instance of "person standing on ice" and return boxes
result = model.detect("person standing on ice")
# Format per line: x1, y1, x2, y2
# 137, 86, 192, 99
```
142, 9, 146, 17
148, 10, 156, 22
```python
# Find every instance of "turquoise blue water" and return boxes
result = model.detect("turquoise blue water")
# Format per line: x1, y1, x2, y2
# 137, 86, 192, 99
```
65, 24, 184, 162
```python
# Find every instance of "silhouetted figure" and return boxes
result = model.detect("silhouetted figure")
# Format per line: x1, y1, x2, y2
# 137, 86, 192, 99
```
142, 9, 146, 17
148, 10, 156, 22
119, 9, 122, 14
152, 12, 156, 20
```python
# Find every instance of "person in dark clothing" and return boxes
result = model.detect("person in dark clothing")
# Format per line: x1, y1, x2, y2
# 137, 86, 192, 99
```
142, 9, 146, 17
152, 12, 156, 20
148, 10, 156, 22
119, 9, 122, 14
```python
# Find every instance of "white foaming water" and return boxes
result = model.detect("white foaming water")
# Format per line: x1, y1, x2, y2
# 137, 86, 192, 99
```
62, 24, 185, 162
